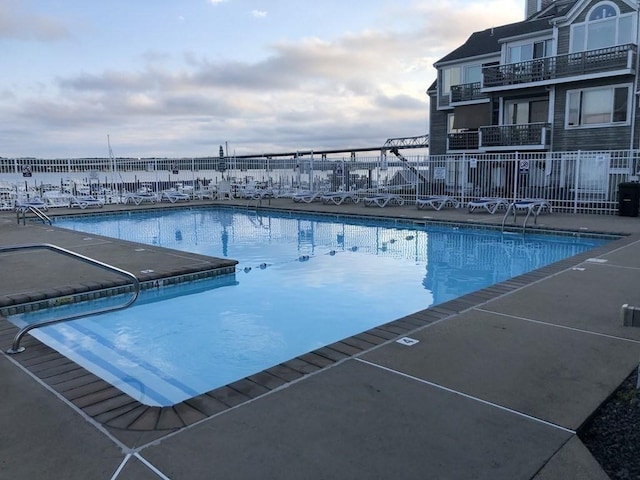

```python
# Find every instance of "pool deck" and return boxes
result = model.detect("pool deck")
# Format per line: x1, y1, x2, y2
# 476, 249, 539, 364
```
2, 198, 640, 479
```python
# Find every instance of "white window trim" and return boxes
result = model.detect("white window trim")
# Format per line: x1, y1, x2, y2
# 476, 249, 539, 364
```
441, 62, 484, 96
569, 2, 635, 53
502, 37, 553, 64
564, 83, 632, 129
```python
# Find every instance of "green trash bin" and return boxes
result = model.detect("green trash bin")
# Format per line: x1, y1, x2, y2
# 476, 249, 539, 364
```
618, 182, 640, 217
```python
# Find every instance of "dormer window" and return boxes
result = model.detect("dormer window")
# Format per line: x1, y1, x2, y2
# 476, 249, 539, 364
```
570, 2, 634, 52
589, 5, 616, 20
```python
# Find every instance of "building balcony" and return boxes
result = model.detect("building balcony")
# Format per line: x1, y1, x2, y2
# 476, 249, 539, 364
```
450, 82, 488, 104
479, 123, 551, 151
483, 44, 636, 91
447, 131, 479, 151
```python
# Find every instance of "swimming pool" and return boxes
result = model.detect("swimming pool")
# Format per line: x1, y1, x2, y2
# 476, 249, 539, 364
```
9, 208, 610, 406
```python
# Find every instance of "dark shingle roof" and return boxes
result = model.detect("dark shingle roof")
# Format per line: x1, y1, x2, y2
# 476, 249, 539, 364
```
435, 18, 553, 65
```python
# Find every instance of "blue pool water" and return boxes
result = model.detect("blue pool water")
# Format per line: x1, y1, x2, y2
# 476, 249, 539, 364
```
10, 208, 609, 406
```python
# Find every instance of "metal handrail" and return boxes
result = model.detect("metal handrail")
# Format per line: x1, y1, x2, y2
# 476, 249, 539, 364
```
501, 201, 546, 234
1, 243, 140, 354
16, 206, 52, 225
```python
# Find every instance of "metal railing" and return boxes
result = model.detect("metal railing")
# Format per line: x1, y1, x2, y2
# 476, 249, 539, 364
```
450, 82, 485, 103
16, 206, 52, 225
2, 244, 140, 354
1, 149, 640, 215
480, 123, 551, 149
483, 44, 636, 89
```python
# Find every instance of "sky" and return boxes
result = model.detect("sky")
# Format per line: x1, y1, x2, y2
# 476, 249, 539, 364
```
1, 0, 524, 159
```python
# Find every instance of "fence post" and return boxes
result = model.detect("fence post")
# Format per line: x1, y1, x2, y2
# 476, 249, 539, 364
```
462, 152, 466, 204
574, 150, 581, 214
513, 152, 519, 199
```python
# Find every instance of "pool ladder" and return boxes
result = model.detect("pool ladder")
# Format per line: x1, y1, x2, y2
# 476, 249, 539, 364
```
16, 206, 52, 225
1, 243, 140, 354
501, 203, 540, 234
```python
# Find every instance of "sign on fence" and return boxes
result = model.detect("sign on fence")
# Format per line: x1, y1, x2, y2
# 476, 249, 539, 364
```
434, 167, 446, 180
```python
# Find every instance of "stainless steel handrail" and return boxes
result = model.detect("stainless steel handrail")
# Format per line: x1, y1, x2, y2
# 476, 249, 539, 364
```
1, 243, 140, 354
501, 201, 546, 234
16, 206, 52, 225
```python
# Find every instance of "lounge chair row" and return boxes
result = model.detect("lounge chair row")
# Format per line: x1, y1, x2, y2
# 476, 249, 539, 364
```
416, 196, 551, 216
287, 192, 552, 214
290, 191, 406, 207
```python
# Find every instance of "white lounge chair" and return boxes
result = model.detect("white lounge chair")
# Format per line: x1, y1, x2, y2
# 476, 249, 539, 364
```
69, 195, 104, 209
122, 191, 158, 205
512, 198, 552, 216
193, 186, 216, 200
292, 191, 325, 203
363, 193, 404, 207
416, 195, 460, 210
467, 197, 509, 214
160, 190, 191, 203
15, 197, 48, 211
321, 191, 360, 205
216, 181, 233, 200
238, 182, 274, 200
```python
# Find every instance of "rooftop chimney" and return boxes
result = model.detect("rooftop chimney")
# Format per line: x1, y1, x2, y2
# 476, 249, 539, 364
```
526, 0, 555, 18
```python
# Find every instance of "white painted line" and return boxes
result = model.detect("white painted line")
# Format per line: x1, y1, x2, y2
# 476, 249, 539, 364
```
110, 454, 132, 480
572, 267, 585, 271
475, 308, 640, 344
1, 350, 131, 452
586, 258, 608, 263
355, 358, 575, 434
134, 453, 172, 480
140, 269, 155, 273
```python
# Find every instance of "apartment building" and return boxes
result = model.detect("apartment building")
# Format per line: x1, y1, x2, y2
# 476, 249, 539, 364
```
428, 0, 639, 155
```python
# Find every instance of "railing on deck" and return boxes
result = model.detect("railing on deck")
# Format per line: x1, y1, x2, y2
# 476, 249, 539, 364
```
450, 82, 485, 103
480, 123, 551, 149
483, 44, 636, 88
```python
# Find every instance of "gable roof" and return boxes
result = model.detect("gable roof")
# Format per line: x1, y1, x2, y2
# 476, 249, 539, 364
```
435, 18, 552, 66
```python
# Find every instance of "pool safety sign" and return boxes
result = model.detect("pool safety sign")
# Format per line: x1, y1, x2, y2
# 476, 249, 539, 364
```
519, 160, 529, 174
396, 337, 419, 346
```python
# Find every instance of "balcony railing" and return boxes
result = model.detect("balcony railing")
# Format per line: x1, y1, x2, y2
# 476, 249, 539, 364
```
450, 82, 485, 103
480, 123, 550, 149
483, 44, 636, 89
447, 131, 479, 150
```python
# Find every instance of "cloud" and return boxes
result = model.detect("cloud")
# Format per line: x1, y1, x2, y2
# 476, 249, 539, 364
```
0, 0, 70, 41
251, 10, 267, 18
0, 1, 523, 157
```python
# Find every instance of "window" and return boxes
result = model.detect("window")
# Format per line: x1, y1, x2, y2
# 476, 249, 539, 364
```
504, 99, 549, 125
464, 65, 482, 84
448, 113, 462, 133
566, 85, 630, 127
441, 63, 483, 97
570, 2, 635, 52
442, 67, 461, 95
508, 39, 552, 63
